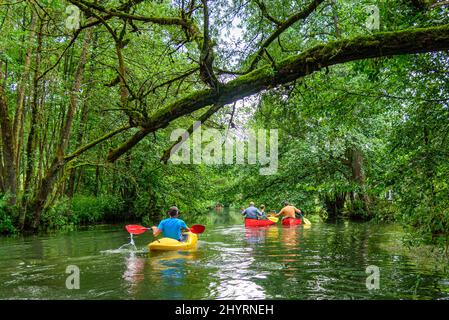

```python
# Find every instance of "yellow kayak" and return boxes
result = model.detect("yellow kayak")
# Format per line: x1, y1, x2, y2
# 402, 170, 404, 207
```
148, 232, 198, 251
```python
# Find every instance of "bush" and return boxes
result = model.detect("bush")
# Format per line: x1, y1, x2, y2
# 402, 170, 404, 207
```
0, 194, 16, 234
41, 197, 74, 231
70, 194, 125, 224
41, 194, 125, 230
397, 200, 449, 254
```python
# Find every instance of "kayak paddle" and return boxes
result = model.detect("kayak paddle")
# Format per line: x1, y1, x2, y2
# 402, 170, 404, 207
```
268, 216, 279, 223
298, 212, 312, 226
126, 224, 205, 235
125, 224, 151, 235
190, 224, 206, 234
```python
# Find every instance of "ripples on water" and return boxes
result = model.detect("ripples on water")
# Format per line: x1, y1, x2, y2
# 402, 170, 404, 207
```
0, 215, 449, 300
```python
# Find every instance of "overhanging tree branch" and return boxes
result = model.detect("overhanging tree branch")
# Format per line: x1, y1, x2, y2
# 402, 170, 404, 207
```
107, 24, 449, 162
79, 0, 145, 30
160, 102, 224, 164
65, 125, 131, 162
248, 0, 326, 71
253, 0, 282, 26
68, 0, 193, 28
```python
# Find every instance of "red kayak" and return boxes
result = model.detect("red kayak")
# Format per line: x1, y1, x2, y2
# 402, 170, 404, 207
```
281, 217, 302, 226
245, 218, 276, 227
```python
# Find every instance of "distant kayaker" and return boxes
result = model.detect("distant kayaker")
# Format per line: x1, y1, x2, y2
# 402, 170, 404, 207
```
242, 202, 267, 220
151, 206, 191, 241
275, 201, 302, 220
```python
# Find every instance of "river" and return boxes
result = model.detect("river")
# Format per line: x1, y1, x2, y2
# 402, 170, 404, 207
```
0, 208, 448, 299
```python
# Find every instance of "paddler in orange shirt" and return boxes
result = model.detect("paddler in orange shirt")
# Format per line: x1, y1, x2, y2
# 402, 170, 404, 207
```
275, 201, 302, 220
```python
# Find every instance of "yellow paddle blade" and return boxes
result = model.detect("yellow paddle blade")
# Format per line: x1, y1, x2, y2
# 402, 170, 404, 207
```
268, 216, 279, 223
303, 217, 312, 225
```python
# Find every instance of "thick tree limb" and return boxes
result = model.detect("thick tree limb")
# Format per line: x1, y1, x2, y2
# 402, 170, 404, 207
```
107, 24, 449, 163
79, 0, 145, 29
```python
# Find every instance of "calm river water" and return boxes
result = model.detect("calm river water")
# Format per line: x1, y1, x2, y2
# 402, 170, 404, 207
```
1, 209, 448, 299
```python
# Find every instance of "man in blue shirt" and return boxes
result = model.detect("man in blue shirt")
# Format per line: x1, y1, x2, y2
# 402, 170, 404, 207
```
151, 206, 190, 241
242, 202, 267, 220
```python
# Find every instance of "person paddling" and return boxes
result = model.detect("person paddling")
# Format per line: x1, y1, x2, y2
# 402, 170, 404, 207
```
242, 202, 267, 220
275, 201, 302, 221
151, 206, 191, 241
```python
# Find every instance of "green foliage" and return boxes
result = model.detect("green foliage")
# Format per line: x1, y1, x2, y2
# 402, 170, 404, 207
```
41, 195, 125, 230
1, 0, 448, 259
0, 195, 16, 234
41, 198, 74, 231
70, 195, 125, 224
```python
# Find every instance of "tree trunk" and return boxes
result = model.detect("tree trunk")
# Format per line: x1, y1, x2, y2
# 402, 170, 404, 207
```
0, 134, 5, 193
346, 147, 371, 216
20, 18, 44, 229
95, 165, 100, 197
66, 100, 89, 196
13, 9, 37, 180
67, 33, 97, 197
29, 28, 93, 231
0, 62, 17, 205
324, 192, 346, 220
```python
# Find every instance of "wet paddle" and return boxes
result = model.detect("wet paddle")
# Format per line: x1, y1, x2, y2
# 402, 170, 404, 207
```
125, 224, 206, 235
125, 225, 151, 235
298, 212, 312, 226
267, 211, 279, 223
189, 224, 206, 234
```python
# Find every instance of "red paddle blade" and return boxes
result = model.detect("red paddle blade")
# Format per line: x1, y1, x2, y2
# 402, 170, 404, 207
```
125, 225, 148, 235
190, 224, 205, 234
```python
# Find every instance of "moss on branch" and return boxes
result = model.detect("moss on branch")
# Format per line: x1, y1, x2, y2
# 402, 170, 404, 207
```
107, 24, 449, 162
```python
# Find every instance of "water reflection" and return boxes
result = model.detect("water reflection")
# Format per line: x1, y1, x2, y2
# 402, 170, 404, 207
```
208, 247, 267, 300
281, 226, 301, 248
123, 251, 146, 293
244, 227, 268, 245
266, 226, 279, 241
29, 238, 45, 260
148, 251, 198, 299
2, 212, 449, 299
207, 226, 268, 299
279, 226, 302, 281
